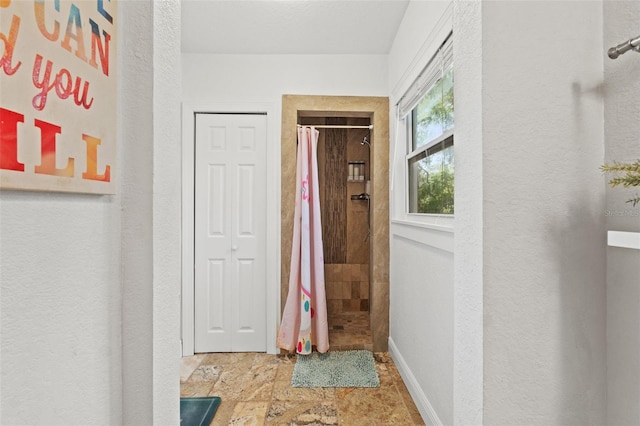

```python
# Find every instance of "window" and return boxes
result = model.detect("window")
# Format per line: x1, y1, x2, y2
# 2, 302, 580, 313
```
408, 132, 454, 214
400, 33, 453, 215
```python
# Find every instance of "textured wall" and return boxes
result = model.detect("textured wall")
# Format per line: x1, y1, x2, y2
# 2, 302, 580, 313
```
121, 0, 182, 424
0, 193, 122, 425
604, 1, 640, 423
151, 0, 182, 423
452, 1, 484, 424
120, 1, 154, 423
481, 2, 606, 424
0, 7, 125, 426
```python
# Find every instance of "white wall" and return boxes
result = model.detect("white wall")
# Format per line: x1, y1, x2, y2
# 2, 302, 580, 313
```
1, 2, 182, 424
122, 1, 182, 423
389, 224, 454, 425
479, 2, 606, 424
0, 192, 122, 425
604, 1, 640, 424
151, 1, 182, 423
120, 1, 154, 423
387, 2, 455, 425
452, 1, 484, 424
182, 53, 388, 104
0, 12, 126, 426
391, 1, 608, 425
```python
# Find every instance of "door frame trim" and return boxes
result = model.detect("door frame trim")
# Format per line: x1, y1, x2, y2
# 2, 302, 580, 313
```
181, 102, 280, 356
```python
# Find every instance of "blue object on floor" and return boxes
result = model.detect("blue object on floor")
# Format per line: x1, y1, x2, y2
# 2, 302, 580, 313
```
180, 397, 221, 426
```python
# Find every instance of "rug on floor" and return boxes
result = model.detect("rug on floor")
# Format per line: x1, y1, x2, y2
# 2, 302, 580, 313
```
291, 350, 380, 388
180, 396, 221, 426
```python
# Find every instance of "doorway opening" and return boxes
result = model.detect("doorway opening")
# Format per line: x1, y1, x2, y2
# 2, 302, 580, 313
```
281, 95, 390, 351
298, 115, 373, 350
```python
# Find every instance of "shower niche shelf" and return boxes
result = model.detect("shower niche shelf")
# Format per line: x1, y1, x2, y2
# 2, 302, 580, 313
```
348, 161, 366, 182
350, 193, 370, 201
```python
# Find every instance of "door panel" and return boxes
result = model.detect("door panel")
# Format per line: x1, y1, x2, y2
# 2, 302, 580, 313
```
207, 165, 226, 236
195, 113, 267, 353
206, 259, 227, 334
237, 165, 255, 235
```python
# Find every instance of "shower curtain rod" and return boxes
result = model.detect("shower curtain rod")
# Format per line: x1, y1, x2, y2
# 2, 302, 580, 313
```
297, 124, 373, 130
608, 34, 640, 59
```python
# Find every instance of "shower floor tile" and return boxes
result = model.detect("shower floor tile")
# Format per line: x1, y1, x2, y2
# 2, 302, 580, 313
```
328, 311, 372, 351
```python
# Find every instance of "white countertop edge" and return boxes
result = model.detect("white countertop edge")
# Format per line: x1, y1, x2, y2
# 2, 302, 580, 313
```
608, 231, 640, 250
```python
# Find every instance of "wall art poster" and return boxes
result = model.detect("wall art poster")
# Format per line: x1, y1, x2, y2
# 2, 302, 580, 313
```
1, 0, 117, 194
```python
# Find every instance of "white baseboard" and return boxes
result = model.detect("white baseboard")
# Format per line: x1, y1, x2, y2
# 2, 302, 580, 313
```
389, 337, 443, 426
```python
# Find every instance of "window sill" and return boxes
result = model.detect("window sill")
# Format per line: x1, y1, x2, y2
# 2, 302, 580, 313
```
391, 217, 454, 233
391, 219, 454, 252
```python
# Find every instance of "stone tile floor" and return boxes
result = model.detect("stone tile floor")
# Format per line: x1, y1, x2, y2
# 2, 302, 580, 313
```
181, 312, 425, 425
180, 351, 425, 425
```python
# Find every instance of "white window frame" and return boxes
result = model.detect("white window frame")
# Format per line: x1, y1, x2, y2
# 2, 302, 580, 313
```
405, 127, 454, 215
399, 33, 454, 219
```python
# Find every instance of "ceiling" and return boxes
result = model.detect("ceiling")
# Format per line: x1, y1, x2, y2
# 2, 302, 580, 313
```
181, 0, 410, 55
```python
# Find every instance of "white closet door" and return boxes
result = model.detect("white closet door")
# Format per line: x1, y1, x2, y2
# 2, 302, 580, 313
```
194, 113, 267, 352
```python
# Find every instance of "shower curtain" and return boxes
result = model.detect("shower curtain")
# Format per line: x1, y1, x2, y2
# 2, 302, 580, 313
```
277, 126, 329, 354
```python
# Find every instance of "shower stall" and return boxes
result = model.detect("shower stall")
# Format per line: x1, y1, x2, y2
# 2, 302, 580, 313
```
281, 94, 389, 353
298, 115, 373, 350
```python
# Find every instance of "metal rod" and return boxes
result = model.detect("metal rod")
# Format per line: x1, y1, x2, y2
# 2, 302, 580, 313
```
608, 35, 640, 59
297, 124, 373, 129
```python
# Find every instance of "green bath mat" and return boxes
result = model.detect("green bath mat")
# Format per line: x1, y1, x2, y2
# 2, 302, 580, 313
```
292, 350, 380, 388
180, 396, 221, 426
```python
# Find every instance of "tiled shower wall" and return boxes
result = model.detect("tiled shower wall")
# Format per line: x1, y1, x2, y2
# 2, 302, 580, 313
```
325, 263, 370, 313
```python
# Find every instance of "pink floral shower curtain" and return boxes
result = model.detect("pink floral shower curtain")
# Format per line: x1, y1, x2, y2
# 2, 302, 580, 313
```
277, 126, 329, 354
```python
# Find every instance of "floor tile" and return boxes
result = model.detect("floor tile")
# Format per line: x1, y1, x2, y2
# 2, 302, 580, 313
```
396, 379, 425, 425
209, 362, 277, 401
335, 387, 415, 426
228, 401, 269, 425
203, 352, 255, 368
210, 400, 237, 426
188, 364, 222, 383
272, 380, 335, 402
181, 311, 425, 425
180, 354, 205, 382
267, 400, 338, 425
180, 381, 215, 397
